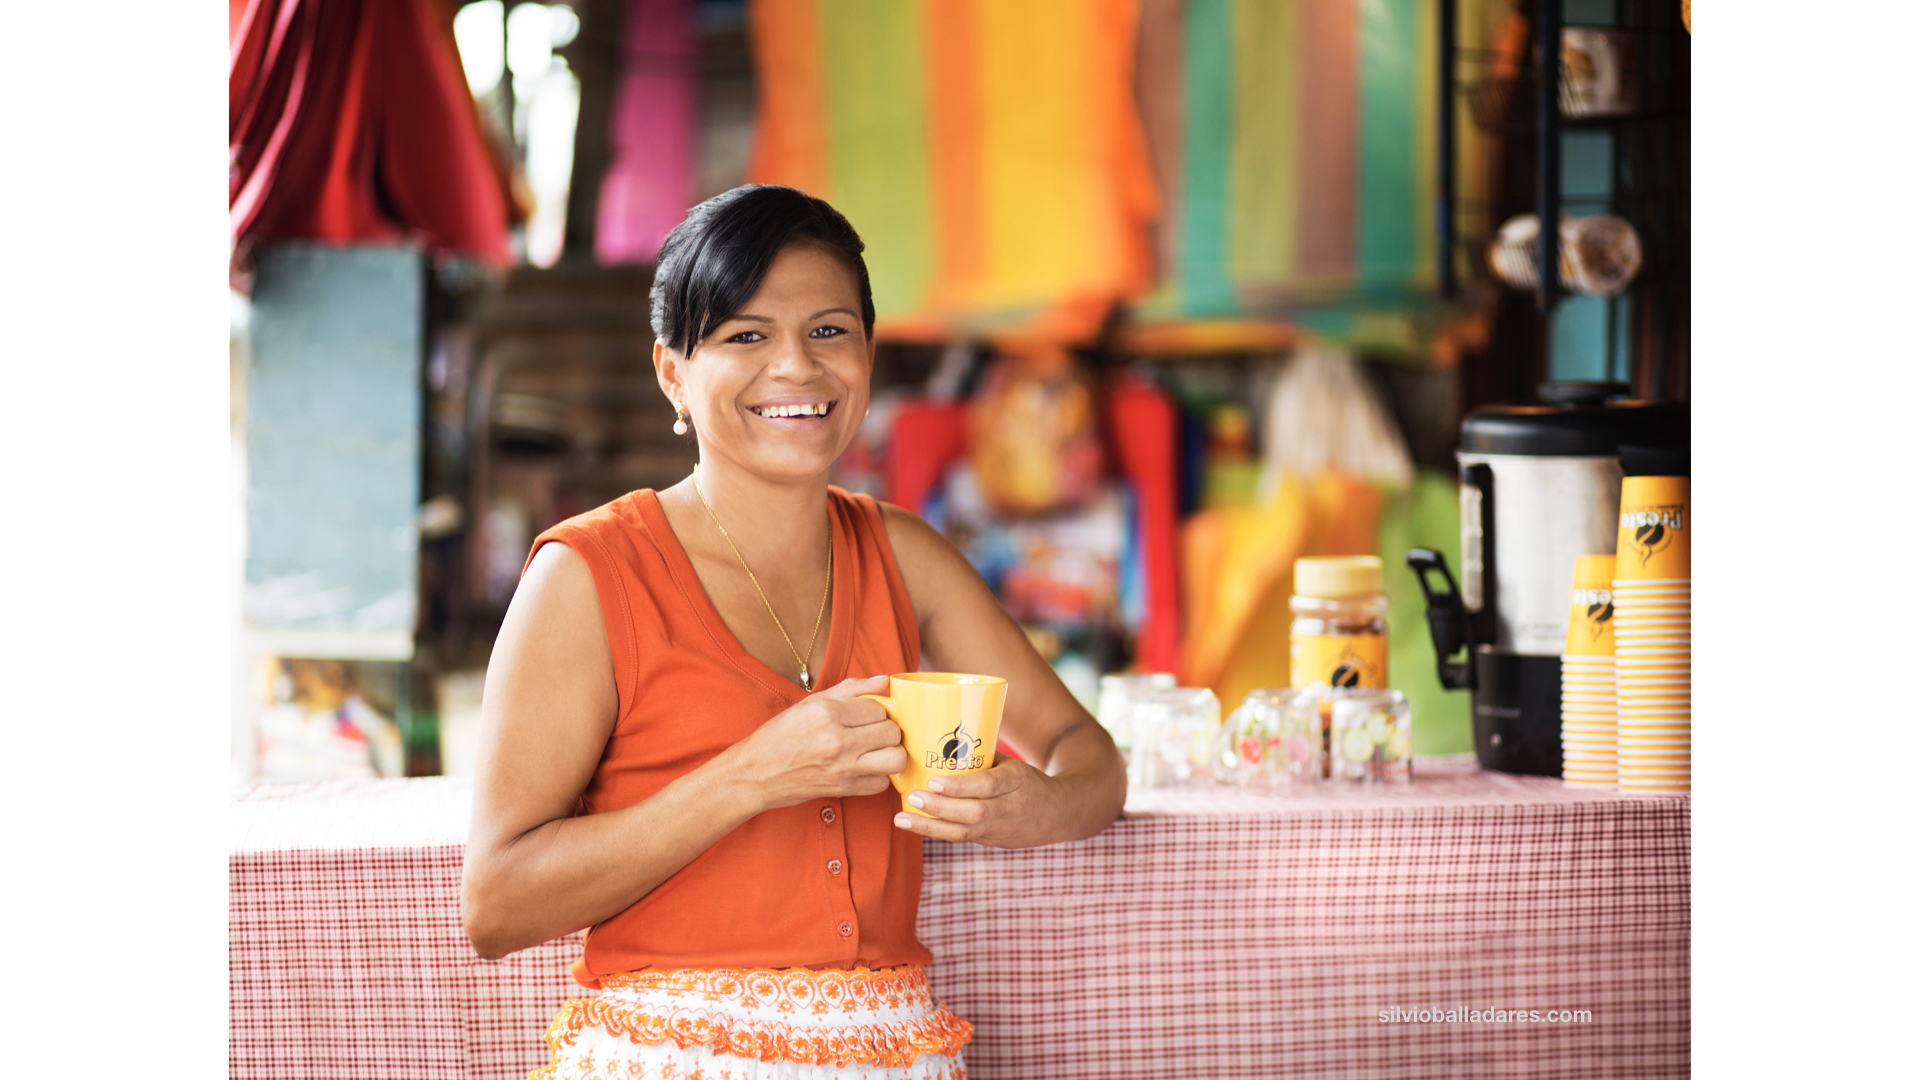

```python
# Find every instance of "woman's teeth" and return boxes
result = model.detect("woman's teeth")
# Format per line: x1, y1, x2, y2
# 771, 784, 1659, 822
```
751, 402, 833, 418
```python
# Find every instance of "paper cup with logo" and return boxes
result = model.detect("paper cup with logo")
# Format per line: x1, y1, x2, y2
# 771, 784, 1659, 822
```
1616, 477, 1690, 580
862, 673, 1007, 816
1564, 554, 1617, 657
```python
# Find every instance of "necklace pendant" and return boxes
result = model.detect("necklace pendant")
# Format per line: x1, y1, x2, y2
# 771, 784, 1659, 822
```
799, 669, 812, 691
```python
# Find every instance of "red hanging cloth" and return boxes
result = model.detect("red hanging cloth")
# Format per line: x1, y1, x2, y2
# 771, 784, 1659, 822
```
230, 0, 513, 278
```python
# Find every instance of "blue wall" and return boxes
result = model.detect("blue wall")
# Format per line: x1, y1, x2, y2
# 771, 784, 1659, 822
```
246, 245, 423, 638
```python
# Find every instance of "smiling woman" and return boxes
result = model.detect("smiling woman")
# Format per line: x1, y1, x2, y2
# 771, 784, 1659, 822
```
461, 185, 1127, 1079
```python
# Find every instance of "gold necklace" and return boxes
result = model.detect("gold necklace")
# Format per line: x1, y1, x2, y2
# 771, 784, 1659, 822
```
691, 468, 833, 690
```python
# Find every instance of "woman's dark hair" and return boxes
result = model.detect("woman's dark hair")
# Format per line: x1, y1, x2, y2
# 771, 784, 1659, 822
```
649, 185, 875, 356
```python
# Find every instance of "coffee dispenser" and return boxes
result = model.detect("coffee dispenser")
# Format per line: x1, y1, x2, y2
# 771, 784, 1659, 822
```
1408, 383, 1686, 776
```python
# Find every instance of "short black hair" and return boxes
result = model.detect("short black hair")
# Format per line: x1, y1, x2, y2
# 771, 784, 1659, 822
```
649, 184, 876, 357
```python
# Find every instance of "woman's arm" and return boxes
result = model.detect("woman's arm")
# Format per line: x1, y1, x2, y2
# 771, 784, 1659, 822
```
879, 504, 1127, 848
460, 542, 904, 959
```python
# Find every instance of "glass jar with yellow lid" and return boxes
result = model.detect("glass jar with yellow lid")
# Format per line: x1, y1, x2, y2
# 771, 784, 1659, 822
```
1289, 556, 1389, 691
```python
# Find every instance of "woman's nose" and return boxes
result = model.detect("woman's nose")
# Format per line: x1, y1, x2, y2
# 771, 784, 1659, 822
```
766, 331, 823, 379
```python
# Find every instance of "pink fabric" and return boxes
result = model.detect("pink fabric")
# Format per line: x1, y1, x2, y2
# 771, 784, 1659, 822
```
595, 0, 696, 264
230, 758, 1689, 1078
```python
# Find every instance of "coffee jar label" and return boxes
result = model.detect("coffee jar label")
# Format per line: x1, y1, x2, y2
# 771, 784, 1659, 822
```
1291, 633, 1388, 691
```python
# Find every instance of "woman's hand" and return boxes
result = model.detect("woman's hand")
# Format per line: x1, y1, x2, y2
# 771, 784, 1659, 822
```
879, 505, 1129, 849
890, 754, 1063, 849
890, 721, 1124, 849
720, 675, 909, 812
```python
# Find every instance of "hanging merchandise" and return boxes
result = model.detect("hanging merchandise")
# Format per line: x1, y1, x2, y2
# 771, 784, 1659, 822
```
1100, 374, 1182, 674
746, 0, 1159, 342
595, 0, 696, 263
966, 346, 1104, 517
931, 465, 1128, 633
229, 0, 514, 279
1488, 214, 1644, 296
1257, 342, 1415, 499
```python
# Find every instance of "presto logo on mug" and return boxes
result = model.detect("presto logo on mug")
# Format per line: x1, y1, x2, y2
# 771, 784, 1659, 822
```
861, 673, 1008, 817
927, 724, 983, 771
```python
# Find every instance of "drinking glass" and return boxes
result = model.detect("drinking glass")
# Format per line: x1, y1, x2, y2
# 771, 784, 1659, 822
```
1126, 687, 1221, 789
1327, 690, 1413, 784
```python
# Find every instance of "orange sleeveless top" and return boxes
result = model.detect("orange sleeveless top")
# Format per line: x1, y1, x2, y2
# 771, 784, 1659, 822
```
526, 487, 933, 988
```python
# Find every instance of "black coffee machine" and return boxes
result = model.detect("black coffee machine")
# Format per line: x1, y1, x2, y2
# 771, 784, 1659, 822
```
1408, 383, 1687, 777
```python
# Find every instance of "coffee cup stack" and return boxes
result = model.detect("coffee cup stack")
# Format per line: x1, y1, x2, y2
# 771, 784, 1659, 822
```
1612, 476, 1690, 794
1560, 554, 1619, 788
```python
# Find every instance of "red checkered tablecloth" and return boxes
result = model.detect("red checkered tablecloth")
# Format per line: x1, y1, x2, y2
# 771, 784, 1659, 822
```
231, 758, 1688, 1079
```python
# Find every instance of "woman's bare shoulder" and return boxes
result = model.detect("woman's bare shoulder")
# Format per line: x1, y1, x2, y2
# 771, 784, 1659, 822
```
488, 540, 617, 737
876, 501, 965, 574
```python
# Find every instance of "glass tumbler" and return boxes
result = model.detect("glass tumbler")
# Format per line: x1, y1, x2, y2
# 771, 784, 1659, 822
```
1327, 689, 1413, 784
1096, 672, 1177, 765
1220, 688, 1322, 791
1126, 687, 1222, 789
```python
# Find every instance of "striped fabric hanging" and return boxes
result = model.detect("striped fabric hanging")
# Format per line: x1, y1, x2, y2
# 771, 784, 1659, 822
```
1133, 0, 1443, 328
747, 0, 1161, 343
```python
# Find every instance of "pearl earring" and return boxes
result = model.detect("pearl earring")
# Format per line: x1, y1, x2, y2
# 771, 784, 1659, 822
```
672, 407, 689, 436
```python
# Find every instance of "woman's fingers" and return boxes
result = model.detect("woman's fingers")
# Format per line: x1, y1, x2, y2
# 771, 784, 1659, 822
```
815, 675, 891, 700
892, 810, 974, 843
902, 788, 987, 825
832, 697, 891, 732
847, 773, 891, 797
852, 746, 909, 776
844, 715, 903, 756
926, 756, 1019, 800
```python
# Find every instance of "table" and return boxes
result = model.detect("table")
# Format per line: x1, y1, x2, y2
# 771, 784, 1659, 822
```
231, 758, 1689, 1079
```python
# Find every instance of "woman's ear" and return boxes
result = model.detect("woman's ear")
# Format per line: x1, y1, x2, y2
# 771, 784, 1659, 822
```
652, 340, 684, 411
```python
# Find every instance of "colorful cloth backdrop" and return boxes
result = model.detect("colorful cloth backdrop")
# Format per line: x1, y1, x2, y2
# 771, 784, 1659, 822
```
747, 0, 1162, 342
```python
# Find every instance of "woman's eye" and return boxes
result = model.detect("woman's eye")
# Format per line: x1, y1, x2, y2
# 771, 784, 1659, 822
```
810, 325, 847, 339
726, 330, 766, 344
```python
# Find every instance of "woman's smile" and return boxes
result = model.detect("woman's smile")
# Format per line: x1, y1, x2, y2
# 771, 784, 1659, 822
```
746, 398, 838, 423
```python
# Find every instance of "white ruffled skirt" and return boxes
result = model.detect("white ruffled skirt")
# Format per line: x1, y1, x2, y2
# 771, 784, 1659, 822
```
530, 964, 971, 1080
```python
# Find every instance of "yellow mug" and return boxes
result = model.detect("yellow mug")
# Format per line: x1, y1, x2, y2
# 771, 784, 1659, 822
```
862, 673, 1008, 816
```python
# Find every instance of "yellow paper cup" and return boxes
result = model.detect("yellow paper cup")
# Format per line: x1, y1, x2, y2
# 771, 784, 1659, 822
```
1616, 476, 1690, 580
1565, 554, 1618, 657
862, 673, 1008, 816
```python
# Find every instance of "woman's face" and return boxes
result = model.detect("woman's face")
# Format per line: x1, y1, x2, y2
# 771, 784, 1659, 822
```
656, 241, 874, 485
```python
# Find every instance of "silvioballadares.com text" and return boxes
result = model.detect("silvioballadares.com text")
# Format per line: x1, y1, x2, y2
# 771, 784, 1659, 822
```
1378, 1005, 1593, 1024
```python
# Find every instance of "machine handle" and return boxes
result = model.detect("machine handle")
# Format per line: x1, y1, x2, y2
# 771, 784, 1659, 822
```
1406, 549, 1476, 691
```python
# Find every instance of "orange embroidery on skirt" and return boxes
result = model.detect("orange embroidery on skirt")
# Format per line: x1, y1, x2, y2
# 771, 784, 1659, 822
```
539, 964, 972, 1069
